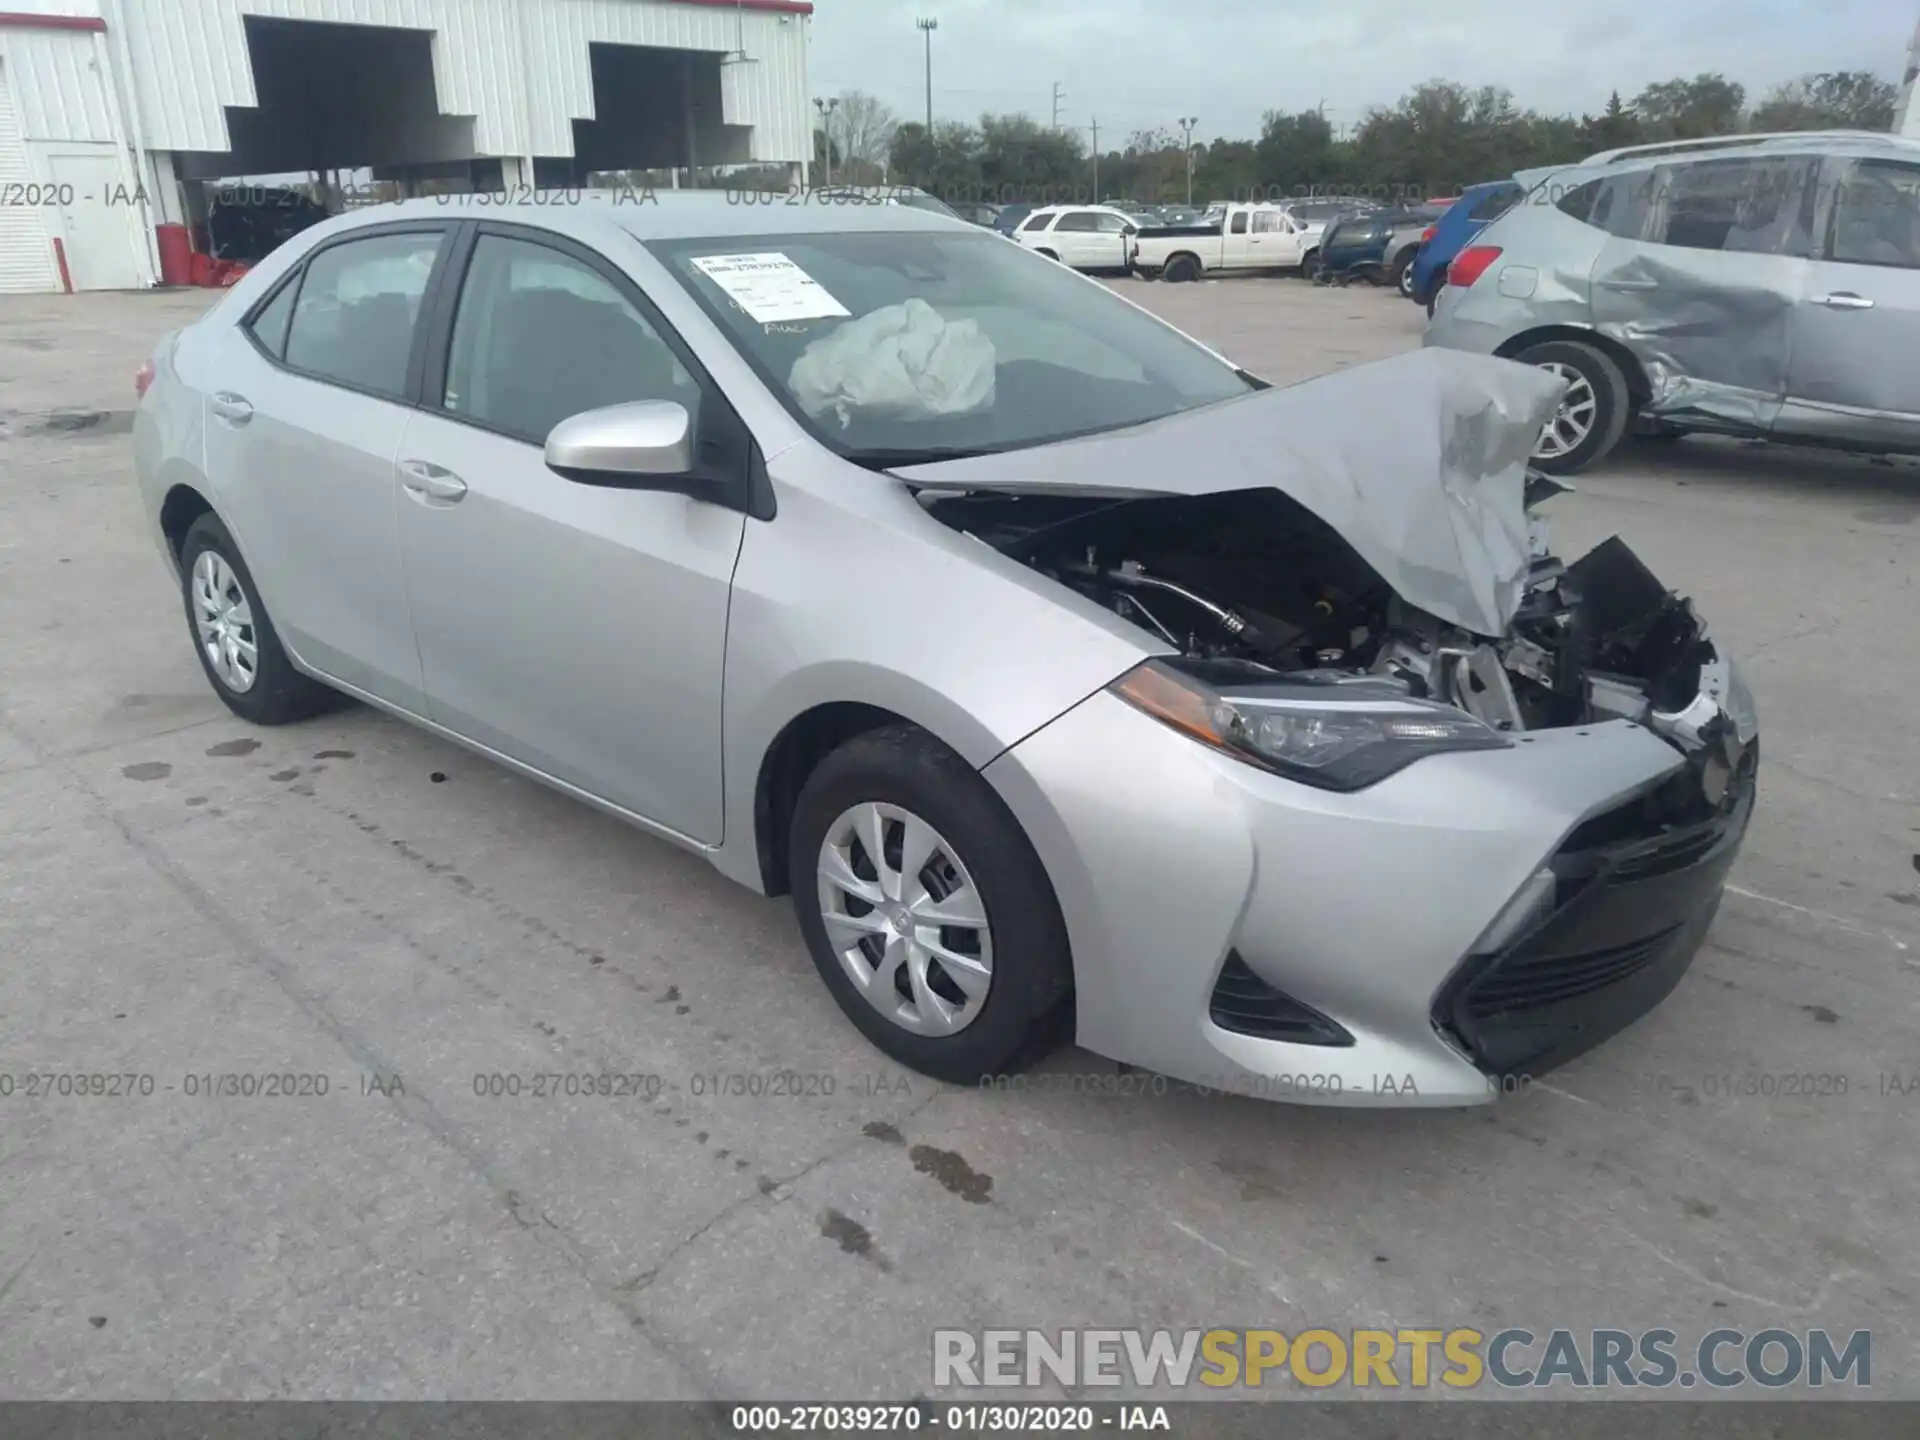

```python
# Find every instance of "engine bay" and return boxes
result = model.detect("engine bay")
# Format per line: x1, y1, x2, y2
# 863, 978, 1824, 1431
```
920, 485, 1747, 780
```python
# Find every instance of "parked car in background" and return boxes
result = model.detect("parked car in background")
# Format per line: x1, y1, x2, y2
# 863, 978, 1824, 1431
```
1318, 203, 1449, 291
1010, 204, 1140, 271
949, 200, 1001, 227
1426, 130, 1920, 473
1408, 180, 1524, 310
1131, 202, 1323, 281
992, 203, 1038, 236
133, 193, 1757, 1102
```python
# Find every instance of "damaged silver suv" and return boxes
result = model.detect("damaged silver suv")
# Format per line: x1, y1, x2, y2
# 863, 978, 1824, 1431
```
1426, 130, 1920, 472
133, 195, 1758, 1105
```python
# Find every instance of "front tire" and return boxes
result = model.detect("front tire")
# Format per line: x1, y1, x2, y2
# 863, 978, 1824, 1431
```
1514, 339, 1631, 476
179, 513, 334, 725
789, 725, 1072, 1084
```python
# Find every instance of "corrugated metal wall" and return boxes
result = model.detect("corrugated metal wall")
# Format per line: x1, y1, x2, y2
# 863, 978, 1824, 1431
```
0, 25, 118, 143
0, 58, 61, 292
109, 0, 811, 163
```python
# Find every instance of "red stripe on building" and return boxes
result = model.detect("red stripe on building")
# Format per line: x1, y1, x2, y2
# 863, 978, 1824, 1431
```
668, 0, 814, 15
0, 11, 107, 30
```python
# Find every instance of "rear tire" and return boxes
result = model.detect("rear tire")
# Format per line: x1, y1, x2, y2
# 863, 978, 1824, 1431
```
788, 724, 1072, 1084
1513, 339, 1631, 476
1392, 249, 1418, 296
179, 513, 334, 725
1034, 248, 1061, 262
1299, 248, 1321, 281
1162, 254, 1201, 283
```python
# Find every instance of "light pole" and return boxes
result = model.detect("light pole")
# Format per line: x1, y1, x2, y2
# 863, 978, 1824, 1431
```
813, 96, 839, 184
916, 17, 938, 134
1178, 116, 1198, 206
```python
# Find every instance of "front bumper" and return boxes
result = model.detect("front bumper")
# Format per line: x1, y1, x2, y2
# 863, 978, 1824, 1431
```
983, 684, 1752, 1107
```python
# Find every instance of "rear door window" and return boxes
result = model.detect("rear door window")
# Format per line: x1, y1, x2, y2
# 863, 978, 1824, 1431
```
283, 231, 444, 398
1054, 212, 1097, 232
1829, 160, 1920, 270
1229, 211, 1249, 234
1647, 157, 1819, 257
245, 275, 299, 359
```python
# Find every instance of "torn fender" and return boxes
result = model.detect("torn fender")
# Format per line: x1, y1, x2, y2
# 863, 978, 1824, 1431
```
894, 348, 1566, 638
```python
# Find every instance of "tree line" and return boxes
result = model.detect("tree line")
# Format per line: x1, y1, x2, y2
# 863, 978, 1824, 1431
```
787, 71, 1901, 205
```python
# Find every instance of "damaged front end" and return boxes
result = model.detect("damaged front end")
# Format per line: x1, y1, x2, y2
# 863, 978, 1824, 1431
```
920, 479, 1757, 810
923, 474, 1759, 1080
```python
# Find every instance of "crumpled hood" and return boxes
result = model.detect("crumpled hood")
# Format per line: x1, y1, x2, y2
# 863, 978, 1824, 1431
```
894, 348, 1566, 637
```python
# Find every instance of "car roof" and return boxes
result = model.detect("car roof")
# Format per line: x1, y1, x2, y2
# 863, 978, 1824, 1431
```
314, 191, 973, 247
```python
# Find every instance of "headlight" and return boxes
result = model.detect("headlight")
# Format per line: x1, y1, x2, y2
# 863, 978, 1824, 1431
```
1110, 659, 1511, 791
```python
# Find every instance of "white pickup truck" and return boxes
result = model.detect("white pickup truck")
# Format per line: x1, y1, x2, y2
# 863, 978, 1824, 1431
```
1129, 202, 1329, 282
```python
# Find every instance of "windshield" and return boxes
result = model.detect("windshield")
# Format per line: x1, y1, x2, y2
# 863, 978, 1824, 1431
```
648, 229, 1253, 462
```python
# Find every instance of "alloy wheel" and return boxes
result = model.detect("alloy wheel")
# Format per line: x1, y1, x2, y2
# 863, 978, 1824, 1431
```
816, 801, 994, 1036
1533, 361, 1598, 460
191, 550, 259, 693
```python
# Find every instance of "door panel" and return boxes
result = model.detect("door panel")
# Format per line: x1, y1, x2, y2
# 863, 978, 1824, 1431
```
45, 151, 139, 290
1781, 157, 1920, 452
1588, 157, 1817, 430
395, 230, 743, 841
199, 227, 449, 710
1221, 211, 1254, 268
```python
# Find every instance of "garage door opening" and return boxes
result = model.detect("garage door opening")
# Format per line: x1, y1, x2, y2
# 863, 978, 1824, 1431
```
564, 43, 751, 182
219, 16, 475, 176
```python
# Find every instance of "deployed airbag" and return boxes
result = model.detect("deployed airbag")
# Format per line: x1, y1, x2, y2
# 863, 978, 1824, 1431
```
789, 298, 997, 429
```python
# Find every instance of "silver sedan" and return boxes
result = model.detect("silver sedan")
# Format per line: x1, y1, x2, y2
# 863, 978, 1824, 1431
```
132, 195, 1758, 1105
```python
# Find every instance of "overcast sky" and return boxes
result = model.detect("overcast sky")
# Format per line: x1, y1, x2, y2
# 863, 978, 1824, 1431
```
806, 0, 1916, 145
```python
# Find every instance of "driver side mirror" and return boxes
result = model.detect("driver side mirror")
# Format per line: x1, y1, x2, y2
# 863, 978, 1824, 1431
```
545, 400, 696, 488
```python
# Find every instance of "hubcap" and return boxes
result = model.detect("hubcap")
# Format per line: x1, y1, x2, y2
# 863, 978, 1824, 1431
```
1533, 361, 1598, 460
816, 802, 993, 1037
191, 550, 259, 693
1399, 263, 1415, 296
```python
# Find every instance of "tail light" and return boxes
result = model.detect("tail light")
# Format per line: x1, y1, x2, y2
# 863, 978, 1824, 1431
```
1447, 245, 1503, 289
134, 359, 155, 398
1420, 226, 1437, 244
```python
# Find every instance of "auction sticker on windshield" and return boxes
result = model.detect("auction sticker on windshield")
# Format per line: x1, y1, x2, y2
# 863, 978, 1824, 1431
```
690, 252, 851, 324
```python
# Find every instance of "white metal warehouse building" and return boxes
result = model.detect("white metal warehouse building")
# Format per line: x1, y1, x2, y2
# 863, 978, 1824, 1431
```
0, 0, 814, 293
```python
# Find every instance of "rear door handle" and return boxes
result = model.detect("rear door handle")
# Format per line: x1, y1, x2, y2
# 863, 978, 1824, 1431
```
399, 459, 468, 504
1597, 277, 1658, 292
209, 391, 253, 424
1813, 291, 1875, 310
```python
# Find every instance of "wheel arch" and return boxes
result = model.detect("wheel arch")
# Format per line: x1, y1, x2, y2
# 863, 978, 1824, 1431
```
159, 480, 216, 565
1496, 325, 1652, 409
749, 700, 912, 897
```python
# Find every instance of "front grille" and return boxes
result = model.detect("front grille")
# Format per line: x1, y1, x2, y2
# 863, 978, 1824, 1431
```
1209, 952, 1353, 1046
1464, 925, 1681, 1019
1433, 780, 1753, 1077
1609, 826, 1721, 880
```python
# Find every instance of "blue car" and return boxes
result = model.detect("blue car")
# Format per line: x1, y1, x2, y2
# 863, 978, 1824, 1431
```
1408, 180, 1523, 311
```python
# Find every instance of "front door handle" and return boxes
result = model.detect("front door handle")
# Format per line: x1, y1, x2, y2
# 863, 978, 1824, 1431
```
1597, 276, 1658, 292
399, 459, 468, 505
1813, 291, 1875, 310
209, 391, 253, 424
